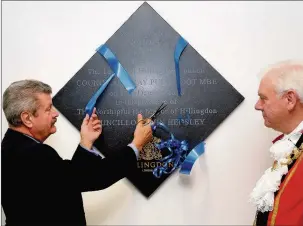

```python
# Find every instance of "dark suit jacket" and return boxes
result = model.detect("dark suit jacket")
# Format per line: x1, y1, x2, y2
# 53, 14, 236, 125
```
1, 128, 137, 226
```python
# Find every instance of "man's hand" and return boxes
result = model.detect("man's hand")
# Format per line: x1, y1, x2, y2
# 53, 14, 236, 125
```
80, 108, 102, 150
132, 114, 153, 151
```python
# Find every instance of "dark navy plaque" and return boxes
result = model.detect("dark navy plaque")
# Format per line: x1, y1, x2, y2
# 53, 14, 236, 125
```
52, 2, 244, 197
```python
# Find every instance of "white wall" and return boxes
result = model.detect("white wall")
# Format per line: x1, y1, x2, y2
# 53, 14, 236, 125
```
2, 1, 303, 225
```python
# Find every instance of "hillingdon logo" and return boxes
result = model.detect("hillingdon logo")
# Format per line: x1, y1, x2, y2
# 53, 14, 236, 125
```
137, 137, 174, 172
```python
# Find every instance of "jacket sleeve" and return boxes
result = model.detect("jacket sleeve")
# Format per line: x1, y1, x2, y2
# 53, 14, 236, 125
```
70, 144, 138, 192
32, 143, 137, 193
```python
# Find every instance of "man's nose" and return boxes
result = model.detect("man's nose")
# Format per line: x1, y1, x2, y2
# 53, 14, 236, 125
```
52, 108, 59, 117
255, 99, 262, 111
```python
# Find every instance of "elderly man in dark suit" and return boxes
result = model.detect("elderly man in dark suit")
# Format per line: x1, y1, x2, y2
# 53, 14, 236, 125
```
1, 79, 152, 225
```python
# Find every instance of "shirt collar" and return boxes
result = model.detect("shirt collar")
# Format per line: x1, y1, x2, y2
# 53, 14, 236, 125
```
23, 134, 41, 143
281, 120, 303, 144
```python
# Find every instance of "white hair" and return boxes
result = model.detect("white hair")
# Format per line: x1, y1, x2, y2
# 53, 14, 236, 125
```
261, 60, 303, 103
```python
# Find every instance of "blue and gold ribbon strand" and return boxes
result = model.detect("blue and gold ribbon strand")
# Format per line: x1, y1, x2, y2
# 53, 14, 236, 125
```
85, 44, 136, 116
174, 36, 188, 96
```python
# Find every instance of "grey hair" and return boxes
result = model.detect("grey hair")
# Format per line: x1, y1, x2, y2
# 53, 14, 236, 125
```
2, 79, 52, 127
261, 60, 303, 103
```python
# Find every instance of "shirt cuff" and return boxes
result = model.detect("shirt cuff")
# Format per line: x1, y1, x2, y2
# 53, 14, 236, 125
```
127, 143, 139, 160
79, 144, 101, 157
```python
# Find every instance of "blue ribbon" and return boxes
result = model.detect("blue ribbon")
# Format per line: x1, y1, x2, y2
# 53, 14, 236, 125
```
97, 44, 136, 94
179, 141, 205, 175
85, 73, 116, 117
174, 36, 188, 96
85, 44, 136, 116
85, 40, 205, 177
152, 121, 205, 177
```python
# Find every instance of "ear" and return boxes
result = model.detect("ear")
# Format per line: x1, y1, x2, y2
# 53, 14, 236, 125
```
284, 90, 298, 111
20, 111, 33, 128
